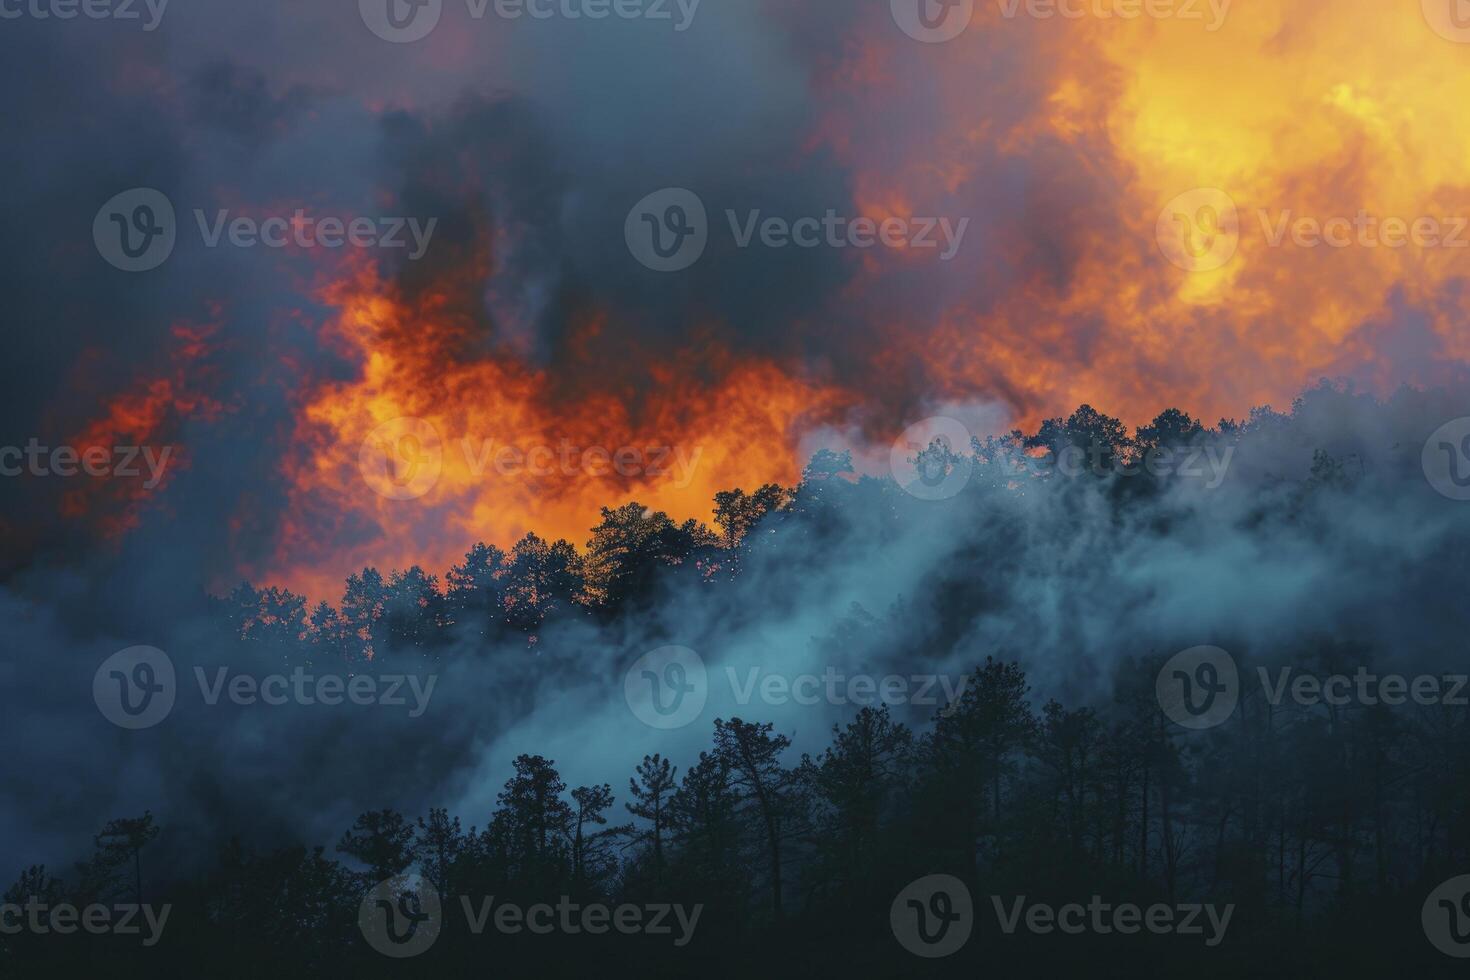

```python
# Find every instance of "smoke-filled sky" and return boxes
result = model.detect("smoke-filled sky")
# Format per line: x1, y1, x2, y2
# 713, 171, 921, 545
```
5, 0, 1470, 597
5, 0, 1470, 886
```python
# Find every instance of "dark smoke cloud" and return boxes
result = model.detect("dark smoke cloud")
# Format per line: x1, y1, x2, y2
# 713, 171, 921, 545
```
4, 382, 1469, 886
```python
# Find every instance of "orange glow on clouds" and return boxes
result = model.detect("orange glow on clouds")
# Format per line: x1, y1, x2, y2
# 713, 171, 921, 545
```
59, 0, 1470, 597
255, 259, 846, 598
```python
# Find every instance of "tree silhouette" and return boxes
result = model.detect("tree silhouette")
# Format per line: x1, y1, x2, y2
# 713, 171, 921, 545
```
336, 809, 414, 883
93, 812, 160, 904
626, 753, 678, 884
713, 718, 800, 921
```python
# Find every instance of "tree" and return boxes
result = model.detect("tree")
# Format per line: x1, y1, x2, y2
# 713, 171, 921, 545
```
446, 542, 508, 637
495, 755, 574, 889
503, 534, 583, 631
712, 485, 791, 548
713, 718, 800, 921
340, 568, 389, 658
669, 751, 745, 906
801, 706, 913, 908
568, 784, 628, 894
922, 659, 1036, 885
3, 866, 63, 907
1028, 404, 1132, 476
93, 812, 160, 904
308, 600, 358, 667
414, 808, 466, 902
381, 566, 447, 656
1033, 699, 1102, 860
579, 504, 715, 610
336, 810, 415, 884
626, 754, 678, 882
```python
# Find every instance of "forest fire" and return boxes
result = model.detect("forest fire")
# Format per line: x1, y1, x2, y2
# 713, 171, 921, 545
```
254, 258, 849, 598
17, 0, 1470, 600
10, 1, 1470, 975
